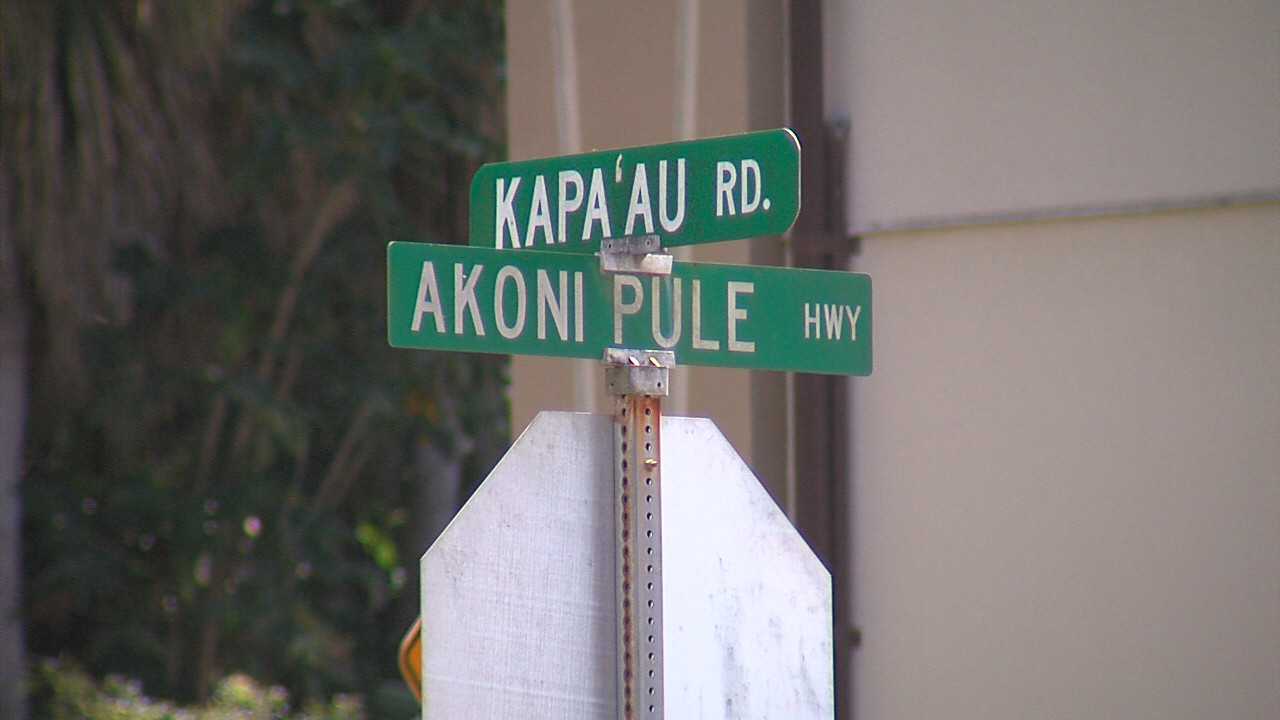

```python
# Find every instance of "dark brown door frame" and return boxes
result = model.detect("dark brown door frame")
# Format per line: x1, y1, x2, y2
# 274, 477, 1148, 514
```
788, 2, 859, 718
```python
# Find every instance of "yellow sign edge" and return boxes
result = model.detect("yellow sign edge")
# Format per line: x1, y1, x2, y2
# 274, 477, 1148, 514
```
398, 616, 423, 705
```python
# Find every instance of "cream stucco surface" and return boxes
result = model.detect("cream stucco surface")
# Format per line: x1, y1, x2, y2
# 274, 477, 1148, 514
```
850, 204, 1280, 719
826, 0, 1280, 230
501, 4, 1280, 717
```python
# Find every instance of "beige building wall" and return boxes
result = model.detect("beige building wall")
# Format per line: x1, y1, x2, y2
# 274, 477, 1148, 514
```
828, 1, 1280, 718
503, 1, 1279, 718
850, 207, 1279, 719
827, 0, 1279, 230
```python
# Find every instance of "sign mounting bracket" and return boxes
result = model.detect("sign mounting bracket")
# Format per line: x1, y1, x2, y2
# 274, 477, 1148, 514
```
599, 234, 673, 276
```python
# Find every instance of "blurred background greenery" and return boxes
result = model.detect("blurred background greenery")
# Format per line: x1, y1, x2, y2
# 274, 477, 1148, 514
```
1, 1, 507, 717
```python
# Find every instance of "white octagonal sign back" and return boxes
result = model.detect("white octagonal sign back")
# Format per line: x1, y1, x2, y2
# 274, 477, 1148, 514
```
421, 411, 832, 719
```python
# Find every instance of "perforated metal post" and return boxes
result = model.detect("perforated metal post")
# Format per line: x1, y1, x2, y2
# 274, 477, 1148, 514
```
605, 349, 672, 720
599, 229, 674, 720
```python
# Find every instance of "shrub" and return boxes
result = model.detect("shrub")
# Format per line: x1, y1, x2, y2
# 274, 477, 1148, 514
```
33, 659, 365, 720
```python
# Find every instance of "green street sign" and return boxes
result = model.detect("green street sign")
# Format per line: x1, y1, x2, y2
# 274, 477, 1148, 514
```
388, 241, 871, 376
469, 129, 801, 252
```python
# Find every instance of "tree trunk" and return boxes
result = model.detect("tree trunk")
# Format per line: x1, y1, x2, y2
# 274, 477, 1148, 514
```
0, 161, 30, 720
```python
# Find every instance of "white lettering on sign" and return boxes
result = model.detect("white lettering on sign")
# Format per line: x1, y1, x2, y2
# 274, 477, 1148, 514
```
496, 179, 521, 249
492, 159, 692, 248
691, 279, 719, 350
412, 261, 445, 333
650, 277, 682, 349
410, 262, 586, 343
715, 162, 736, 216
455, 264, 485, 336
557, 171, 584, 244
803, 303, 861, 342
624, 163, 654, 236
536, 269, 585, 342
494, 170, 615, 248
740, 159, 761, 215
524, 176, 553, 247
613, 275, 643, 345
658, 159, 686, 233
627, 159, 688, 236
537, 270, 567, 341
715, 159, 771, 218
726, 281, 755, 353
583, 168, 612, 241
574, 272, 584, 341
494, 266, 527, 339
611, 274, 756, 353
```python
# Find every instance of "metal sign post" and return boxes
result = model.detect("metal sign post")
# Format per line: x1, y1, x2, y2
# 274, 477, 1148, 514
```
394, 129, 859, 718
599, 232, 674, 720
606, 349, 669, 720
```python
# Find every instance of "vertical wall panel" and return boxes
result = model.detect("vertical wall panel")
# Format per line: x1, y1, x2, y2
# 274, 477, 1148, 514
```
849, 206, 1280, 719
826, 0, 1280, 229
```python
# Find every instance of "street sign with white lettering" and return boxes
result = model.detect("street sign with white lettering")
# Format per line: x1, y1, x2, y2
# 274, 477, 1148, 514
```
388, 241, 871, 375
469, 129, 801, 252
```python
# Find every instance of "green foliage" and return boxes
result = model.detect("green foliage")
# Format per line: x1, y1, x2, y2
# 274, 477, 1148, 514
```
14, 0, 506, 714
33, 659, 364, 720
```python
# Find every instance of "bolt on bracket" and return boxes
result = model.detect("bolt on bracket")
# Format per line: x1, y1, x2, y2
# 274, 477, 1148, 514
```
599, 235, 673, 276
603, 349, 675, 397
